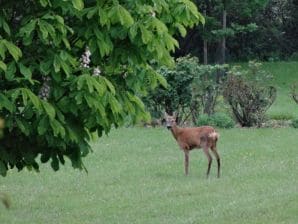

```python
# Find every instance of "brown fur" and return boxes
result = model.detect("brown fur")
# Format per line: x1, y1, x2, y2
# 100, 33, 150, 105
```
165, 114, 220, 178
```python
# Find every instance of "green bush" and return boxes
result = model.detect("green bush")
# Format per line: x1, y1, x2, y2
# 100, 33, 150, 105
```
192, 64, 228, 116
292, 119, 298, 128
223, 61, 277, 127
196, 113, 235, 129
143, 56, 200, 121
196, 114, 210, 126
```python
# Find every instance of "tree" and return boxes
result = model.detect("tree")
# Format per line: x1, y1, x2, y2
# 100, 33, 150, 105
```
176, 0, 268, 62
0, 0, 204, 175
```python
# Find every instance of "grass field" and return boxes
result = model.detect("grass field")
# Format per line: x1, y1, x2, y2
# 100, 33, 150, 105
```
255, 61, 298, 119
1, 127, 298, 224
0, 61, 298, 223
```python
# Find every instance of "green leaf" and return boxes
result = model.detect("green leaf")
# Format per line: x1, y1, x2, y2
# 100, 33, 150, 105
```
140, 26, 153, 44
53, 55, 61, 72
19, 63, 32, 80
117, 5, 134, 27
40, 61, 51, 75
51, 156, 59, 171
0, 61, 7, 71
103, 77, 115, 95
38, 20, 49, 40
5, 62, 16, 80
40, 153, 51, 163
1, 18, 11, 36
38, 116, 48, 135
39, 0, 50, 7
16, 118, 30, 136
0, 41, 5, 59
175, 23, 187, 37
50, 119, 65, 137
0, 93, 14, 112
21, 89, 42, 112
3, 40, 22, 61
20, 20, 37, 35
86, 6, 98, 19
86, 76, 94, 93
156, 72, 167, 88
42, 101, 56, 120
72, 0, 84, 10
0, 161, 7, 177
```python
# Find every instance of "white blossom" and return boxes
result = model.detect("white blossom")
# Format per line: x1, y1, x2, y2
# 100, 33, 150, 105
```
38, 76, 52, 100
80, 46, 91, 68
93, 66, 101, 77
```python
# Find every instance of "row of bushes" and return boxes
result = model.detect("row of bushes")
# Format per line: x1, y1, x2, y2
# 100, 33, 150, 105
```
143, 56, 297, 128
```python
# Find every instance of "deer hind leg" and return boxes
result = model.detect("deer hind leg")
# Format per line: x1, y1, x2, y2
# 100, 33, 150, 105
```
203, 147, 212, 178
211, 146, 220, 178
184, 150, 189, 176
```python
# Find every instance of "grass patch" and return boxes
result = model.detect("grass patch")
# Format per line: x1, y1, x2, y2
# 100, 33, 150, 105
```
262, 61, 298, 119
1, 127, 298, 224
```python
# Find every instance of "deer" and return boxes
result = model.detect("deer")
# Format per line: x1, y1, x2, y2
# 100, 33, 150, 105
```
164, 112, 220, 178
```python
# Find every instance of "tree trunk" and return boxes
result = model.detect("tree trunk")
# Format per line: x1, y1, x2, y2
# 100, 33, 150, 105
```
220, 9, 227, 64
203, 9, 208, 65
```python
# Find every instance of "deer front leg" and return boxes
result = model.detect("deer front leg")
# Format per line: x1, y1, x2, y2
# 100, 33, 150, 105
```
184, 150, 189, 176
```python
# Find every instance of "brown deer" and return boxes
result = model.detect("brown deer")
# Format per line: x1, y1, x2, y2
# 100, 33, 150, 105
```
165, 113, 220, 178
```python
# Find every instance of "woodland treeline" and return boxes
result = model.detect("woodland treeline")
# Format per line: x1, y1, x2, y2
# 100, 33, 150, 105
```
175, 0, 298, 63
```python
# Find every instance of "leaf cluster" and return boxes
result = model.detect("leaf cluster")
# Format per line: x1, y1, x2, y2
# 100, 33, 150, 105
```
0, 0, 203, 175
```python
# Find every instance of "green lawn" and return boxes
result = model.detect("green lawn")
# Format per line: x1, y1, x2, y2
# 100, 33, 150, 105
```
218, 61, 298, 120
1, 127, 298, 224
1, 62, 298, 223
256, 61, 298, 119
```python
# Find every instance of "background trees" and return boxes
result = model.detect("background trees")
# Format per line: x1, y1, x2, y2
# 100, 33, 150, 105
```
0, 0, 203, 175
175, 0, 298, 62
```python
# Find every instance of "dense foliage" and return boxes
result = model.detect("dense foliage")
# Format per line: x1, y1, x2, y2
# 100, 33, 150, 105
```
223, 61, 276, 127
144, 57, 228, 125
176, 0, 298, 62
0, 0, 203, 175
143, 56, 197, 121
192, 64, 227, 116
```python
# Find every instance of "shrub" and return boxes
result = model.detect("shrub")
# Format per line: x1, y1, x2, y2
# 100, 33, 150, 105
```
143, 56, 200, 122
211, 113, 235, 128
192, 64, 228, 117
223, 61, 277, 127
196, 113, 235, 129
292, 119, 298, 128
196, 114, 211, 126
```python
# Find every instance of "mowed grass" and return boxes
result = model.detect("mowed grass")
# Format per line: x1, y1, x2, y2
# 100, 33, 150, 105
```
258, 61, 298, 119
1, 127, 298, 224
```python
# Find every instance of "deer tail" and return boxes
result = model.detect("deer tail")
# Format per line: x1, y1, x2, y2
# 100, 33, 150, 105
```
208, 131, 219, 141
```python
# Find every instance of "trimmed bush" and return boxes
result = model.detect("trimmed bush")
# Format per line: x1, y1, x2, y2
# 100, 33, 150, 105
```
292, 119, 298, 128
223, 61, 276, 127
197, 113, 235, 129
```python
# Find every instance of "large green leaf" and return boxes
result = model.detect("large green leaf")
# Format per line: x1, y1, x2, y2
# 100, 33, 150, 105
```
72, 0, 84, 10
0, 61, 7, 71
0, 93, 14, 112
2, 40, 22, 61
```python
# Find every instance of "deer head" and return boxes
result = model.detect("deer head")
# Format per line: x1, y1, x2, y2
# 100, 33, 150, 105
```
164, 112, 177, 129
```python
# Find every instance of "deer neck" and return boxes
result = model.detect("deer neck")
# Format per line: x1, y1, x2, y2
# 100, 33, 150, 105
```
170, 124, 180, 140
